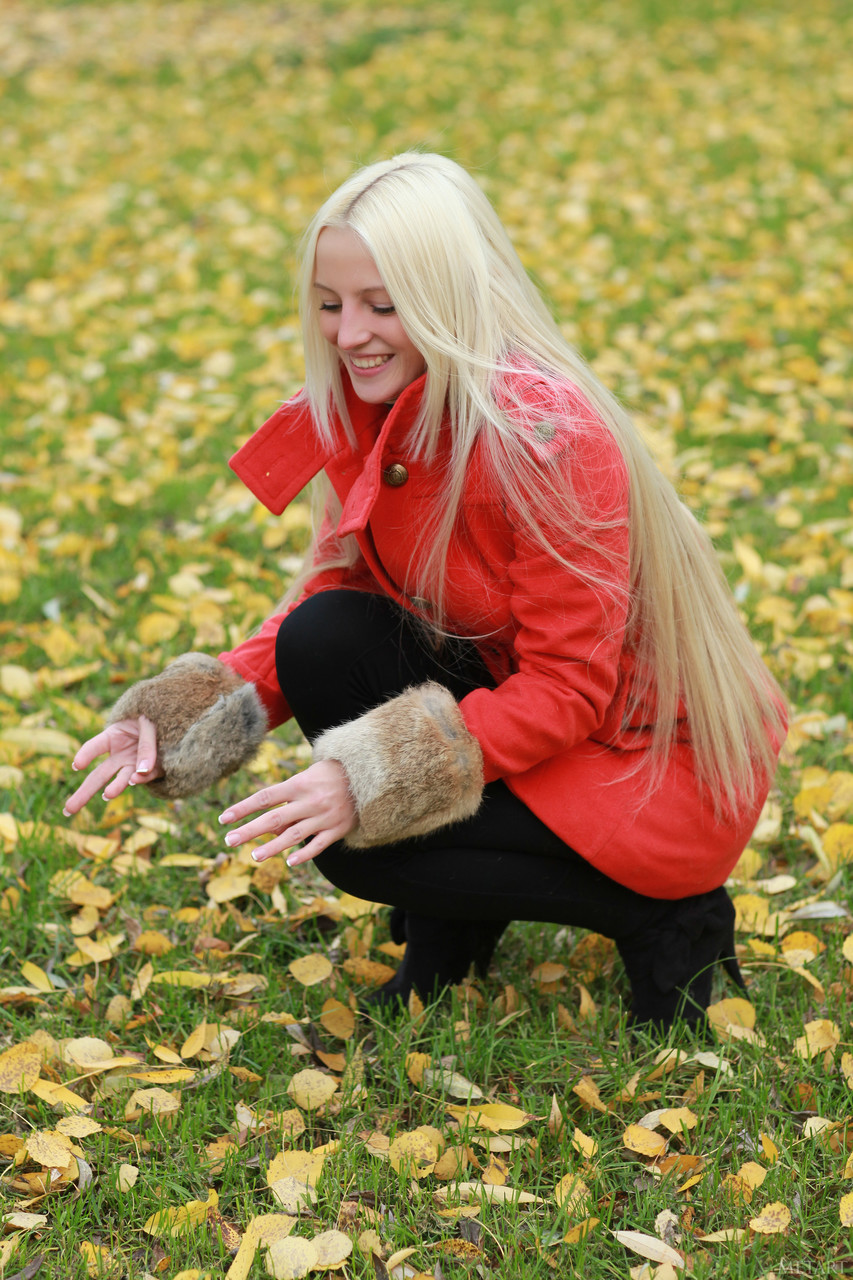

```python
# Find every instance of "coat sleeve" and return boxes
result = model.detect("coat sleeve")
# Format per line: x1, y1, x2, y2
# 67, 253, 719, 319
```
458, 423, 632, 783
218, 512, 379, 728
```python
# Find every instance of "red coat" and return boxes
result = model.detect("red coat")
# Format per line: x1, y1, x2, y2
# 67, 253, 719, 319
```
222, 370, 770, 898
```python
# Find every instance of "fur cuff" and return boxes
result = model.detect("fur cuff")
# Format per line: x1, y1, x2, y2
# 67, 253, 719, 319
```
106, 653, 268, 798
312, 682, 484, 848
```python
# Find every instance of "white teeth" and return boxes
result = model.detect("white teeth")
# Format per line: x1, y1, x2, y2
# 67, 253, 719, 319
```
351, 355, 391, 369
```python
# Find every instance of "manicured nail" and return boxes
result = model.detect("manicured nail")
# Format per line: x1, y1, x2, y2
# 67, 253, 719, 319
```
251, 849, 261, 862
219, 810, 234, 825
286, 853, 298, 867
71, 763, 79, 772
137, 760, 151, 774
224, 833, 237, 847
62, 807, 71, 818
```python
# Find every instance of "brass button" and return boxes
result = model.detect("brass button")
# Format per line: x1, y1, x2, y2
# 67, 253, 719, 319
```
534, 422, 556, 443
382, 462, 409, 487
410, 596, 433, 612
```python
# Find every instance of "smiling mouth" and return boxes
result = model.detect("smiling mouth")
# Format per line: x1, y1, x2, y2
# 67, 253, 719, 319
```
349, 355, 392, 370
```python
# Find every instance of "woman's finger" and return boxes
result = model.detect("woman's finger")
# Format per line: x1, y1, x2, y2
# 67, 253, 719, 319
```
103, 764, 136, 801
223, 803, 306, 850
63, 758, 124, 816
134, 715, 158, 777
71, 728, 115, 773
218, 783, 292, 827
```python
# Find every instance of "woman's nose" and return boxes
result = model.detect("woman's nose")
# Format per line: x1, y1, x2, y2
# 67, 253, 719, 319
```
337, 304, 370, 350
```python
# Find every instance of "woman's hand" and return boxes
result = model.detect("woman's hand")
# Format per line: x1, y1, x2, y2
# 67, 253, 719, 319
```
63, 715, 161, 816
219, 760, 356, 867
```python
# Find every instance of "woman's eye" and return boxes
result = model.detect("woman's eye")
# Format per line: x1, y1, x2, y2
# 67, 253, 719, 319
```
372, 305, 396, 316
319, 302, 341, 312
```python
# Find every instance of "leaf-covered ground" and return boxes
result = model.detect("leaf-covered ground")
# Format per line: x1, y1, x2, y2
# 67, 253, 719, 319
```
1, 1, 852, 1277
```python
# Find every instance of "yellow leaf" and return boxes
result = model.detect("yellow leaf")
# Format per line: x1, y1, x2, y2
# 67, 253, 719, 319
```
117, 1164, 139, 1191
181, 1021, 210, 1059
445, 1102, 532, 1131
574, 1074, 610, 1112
288, 953, 333, 986
781, 930, 824, 965
341, 956, 397, 985
26, 1129, 76, 1169
760, 1133, 780, 1163
319, 998, 355, 1040
264, 1236, 319, 1279
268, 1177, 317, 1213
658, 1107, 698, 1134
1, 726, 78, 756
138, 612, 180, 645
30, 1078, 89, 1110
794, 1018, 841, 1060
576, 983, 597, 1020
840, 1192, 853, 1225
0, 665, 36, 698
700, 1228, 747, 1243
207, 874, 252, 904
134, 931, 174, 957
737, 1161, 767, 1189
563, 1217, 599, 1243
126, 1087, 181, 1118
623, 1125, 668, 1158
152, 971, 213, 988
266, 1150, 325, 1188
144, 1188, 218, 1237
0, 1042, 42, 1094
126, 1067, 195, 1084
20, 962, 53, 993
823, 824, 853, 872
447, 1181, 545, 1205
313, 1229, 354, 1267
707, 997, 758, 1042
2, 1211, 48, 1230
554, 1173, 591, 1214
63, 1036, 118, 1069
131, 961, 154, 1000
531, 961, 567, 984
613, 1230, 684, 1267
80, 1242, 120, 1278
406, 1051, 431, 1085
389, 1129, 441, 1178
749, 1201, 791, 1234
286, 1069, 338, 1110
571, 1126, 598, 1159
57, 1116, 102, 1139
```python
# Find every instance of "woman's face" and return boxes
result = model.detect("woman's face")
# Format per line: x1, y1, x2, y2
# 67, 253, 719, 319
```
313, 226, 426, 404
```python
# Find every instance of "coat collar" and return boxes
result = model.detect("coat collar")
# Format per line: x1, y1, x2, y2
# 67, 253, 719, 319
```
229, 372, 428, 533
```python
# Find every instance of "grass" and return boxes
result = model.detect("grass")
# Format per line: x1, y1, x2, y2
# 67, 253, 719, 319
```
2, 0, 853, 1276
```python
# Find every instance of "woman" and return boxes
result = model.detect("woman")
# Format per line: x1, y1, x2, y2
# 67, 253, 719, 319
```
64, 152, 786, 1031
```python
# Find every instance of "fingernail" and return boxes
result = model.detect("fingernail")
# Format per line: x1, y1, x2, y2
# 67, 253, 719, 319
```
137, 760, 151, 774
219, 811, 234, 825
224, 833, 237, 847
129, 780, 136, 787
62, 807, 71, 818
71, 764, 79, 772
286, 854, 298, 867
101, 792, 109, 802
251, 849, 261, 862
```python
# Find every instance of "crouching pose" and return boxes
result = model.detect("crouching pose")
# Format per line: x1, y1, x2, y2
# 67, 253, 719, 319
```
65, 152, 786, 1032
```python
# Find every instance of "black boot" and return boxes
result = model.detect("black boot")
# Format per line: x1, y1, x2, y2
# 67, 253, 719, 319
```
366, 912, 508, 1012
616, 886, 746, 1035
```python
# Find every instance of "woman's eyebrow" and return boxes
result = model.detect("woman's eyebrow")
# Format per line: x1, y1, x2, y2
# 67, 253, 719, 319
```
312, 280, 389, 294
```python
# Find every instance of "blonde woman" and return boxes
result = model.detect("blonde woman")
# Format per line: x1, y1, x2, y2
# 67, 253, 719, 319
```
65, 153, 786, 1032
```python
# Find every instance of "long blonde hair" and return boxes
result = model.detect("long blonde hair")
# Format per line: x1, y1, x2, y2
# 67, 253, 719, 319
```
291, 152, 785, 817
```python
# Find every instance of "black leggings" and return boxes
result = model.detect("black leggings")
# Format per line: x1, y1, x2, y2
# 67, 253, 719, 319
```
274, 589, 667, 945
